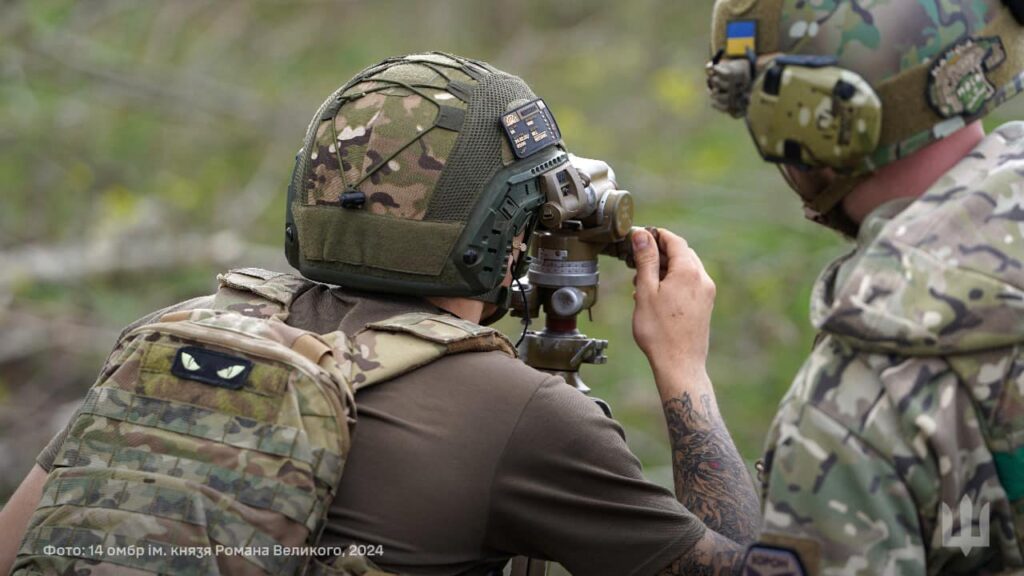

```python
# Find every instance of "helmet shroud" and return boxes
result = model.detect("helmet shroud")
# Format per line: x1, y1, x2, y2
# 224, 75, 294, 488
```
286, 53, 556, 301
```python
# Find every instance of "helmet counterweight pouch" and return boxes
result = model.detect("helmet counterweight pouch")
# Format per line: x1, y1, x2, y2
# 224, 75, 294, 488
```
746, 55, 883, 170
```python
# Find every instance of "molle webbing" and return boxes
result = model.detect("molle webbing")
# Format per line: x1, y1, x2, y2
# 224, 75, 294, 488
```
19, 526, 217, 575
25, 476, 306, 575
70, 385, 343, 488
53, 434, 323, 530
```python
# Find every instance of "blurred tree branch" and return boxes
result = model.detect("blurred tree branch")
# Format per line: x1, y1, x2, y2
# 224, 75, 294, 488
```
0, 229, 283, 296
0, 309, 121, 363
21, 31, 300, 127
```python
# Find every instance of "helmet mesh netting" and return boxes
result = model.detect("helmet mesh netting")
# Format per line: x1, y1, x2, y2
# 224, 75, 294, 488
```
304, 53, 537, 223
425, 74, 536, 222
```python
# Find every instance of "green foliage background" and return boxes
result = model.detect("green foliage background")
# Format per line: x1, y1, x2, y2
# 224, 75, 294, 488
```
1, 0, 1021, 511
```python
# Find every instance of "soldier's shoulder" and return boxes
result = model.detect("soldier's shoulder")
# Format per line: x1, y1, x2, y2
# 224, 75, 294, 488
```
777, 337, 920, 465
418, 346, 593, 416
815, 123, 1024, 356
780, 336, 882, 424
898, 121, 1024, 236
987, 121, 1024, 168
431, 347, 554, 391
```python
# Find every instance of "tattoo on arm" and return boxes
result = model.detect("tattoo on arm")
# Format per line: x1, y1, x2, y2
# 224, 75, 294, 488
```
655, 528, 745, 573
663, 391, 761, 545
657, 530, 746, 576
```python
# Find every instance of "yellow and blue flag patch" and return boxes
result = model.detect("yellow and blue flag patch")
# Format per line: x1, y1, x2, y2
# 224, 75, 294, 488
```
726, 20, 757, 57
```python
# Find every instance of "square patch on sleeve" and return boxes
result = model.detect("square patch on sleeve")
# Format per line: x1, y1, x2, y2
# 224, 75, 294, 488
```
742, 544, 807, 576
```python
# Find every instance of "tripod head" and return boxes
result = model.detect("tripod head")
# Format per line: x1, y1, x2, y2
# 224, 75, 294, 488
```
510, 155, 642, 414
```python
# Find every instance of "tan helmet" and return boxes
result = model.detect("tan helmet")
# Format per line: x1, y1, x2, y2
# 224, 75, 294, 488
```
707, 0, 1024, 233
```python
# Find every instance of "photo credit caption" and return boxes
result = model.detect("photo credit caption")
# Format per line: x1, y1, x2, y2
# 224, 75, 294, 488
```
42, 544, 385, 559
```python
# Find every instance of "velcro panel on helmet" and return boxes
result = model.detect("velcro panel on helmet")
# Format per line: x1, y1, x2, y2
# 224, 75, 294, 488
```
292, 203, 463, 276
875, 12, 1024, 158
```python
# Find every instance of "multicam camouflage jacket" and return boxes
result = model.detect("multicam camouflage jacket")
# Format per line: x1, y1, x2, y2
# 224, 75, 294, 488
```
747, 123, 1024, 576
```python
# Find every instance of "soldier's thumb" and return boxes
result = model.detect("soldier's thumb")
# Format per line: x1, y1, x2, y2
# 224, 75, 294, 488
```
633, 229, 660, 295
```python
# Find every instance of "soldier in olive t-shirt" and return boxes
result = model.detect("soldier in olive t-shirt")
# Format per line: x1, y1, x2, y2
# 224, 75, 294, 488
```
36, 282, 706, 576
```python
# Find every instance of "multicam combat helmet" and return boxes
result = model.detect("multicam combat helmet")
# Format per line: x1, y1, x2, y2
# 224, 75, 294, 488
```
286, 53, 568, 315
707, 0, 1024, 233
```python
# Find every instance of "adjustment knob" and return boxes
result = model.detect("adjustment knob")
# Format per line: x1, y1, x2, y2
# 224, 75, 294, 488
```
550, 287, 585, 316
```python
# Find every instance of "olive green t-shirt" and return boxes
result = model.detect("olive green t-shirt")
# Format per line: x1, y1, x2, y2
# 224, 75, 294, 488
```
37, 282, 705, 575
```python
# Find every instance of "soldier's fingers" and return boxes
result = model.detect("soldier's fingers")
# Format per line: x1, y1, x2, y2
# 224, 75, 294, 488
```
632, 229, 661, 297
654, 229, 695, 275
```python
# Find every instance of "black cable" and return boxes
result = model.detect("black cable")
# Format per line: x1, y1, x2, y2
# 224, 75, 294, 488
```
513, 275, 531, 349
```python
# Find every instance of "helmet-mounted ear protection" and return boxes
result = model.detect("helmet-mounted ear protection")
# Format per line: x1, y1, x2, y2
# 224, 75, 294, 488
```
745, 55, 883, 171
707, 1, 1024, 237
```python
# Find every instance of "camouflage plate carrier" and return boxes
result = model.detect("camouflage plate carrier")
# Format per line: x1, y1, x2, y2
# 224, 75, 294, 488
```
12, 267, 516, 576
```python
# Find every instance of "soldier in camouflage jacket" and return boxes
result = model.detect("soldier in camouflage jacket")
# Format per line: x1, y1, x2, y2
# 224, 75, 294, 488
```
703, 0, 1024, 574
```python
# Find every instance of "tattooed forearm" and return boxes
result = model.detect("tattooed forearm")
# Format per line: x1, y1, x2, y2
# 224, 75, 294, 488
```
663, 391, 760, 544
657, 530, 745, 576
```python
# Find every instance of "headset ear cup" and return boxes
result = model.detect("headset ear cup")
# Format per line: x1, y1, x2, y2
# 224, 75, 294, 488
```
745, 57, 882, 171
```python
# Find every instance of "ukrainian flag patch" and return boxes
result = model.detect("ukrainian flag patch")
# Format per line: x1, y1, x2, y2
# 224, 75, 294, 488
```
726, 20, 757, 57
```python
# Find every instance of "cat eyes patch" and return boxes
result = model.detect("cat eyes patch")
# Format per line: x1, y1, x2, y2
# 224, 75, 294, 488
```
171, 346, 252, 390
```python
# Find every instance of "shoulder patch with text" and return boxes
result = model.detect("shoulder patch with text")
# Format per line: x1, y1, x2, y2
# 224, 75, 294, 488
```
743, 544, 807, 576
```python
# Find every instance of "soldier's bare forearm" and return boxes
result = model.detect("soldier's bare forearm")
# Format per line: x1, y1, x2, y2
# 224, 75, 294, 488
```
663, 390, 760, 545
657, 530, 745, 576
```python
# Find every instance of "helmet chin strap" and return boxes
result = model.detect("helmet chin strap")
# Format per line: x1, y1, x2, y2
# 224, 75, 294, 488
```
475, 286, 511, 326
779, 165, 865, 238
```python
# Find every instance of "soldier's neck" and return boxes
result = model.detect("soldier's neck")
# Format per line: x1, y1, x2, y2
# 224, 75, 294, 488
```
425, 296, 484, 324
842, 121, 985, 224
